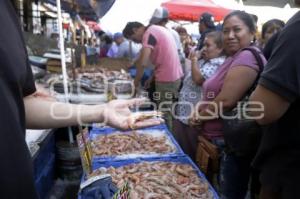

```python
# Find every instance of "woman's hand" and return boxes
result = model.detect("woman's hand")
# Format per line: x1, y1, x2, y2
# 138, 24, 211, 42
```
189, 49, 202, 61
188, 110, 203, 127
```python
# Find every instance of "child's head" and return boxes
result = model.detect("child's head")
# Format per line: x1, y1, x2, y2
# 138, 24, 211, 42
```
202, 31, 224, 60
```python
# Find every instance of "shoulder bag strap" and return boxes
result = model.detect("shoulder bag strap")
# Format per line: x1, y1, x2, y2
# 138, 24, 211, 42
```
241, 47, 266, 96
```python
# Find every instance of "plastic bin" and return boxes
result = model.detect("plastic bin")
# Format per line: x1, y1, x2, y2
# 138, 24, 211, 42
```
91, 124, 172, 137
89, 124, 184, 164
85, 155, 219, 199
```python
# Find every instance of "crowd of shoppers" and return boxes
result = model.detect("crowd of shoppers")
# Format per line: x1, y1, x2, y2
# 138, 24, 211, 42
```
120, 3, 300, 197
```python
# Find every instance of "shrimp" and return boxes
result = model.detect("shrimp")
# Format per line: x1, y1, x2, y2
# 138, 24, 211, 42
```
127, 111, 163, 130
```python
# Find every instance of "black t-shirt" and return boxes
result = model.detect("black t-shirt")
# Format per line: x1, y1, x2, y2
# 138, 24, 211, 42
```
253, 11, 300, 171
0, 1, 37, 198
262, 31, 280, 60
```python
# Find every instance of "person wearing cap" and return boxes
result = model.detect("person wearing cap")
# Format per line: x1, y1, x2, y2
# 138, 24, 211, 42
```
113, 32, 124, 44
106, 33, 121, 58
122, 22, 183, 131
108, 32, 141, 60
197, 12, 216, 50
149, 7, 185, 67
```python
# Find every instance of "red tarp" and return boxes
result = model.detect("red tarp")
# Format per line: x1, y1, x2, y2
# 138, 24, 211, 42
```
161, 0, 232, 22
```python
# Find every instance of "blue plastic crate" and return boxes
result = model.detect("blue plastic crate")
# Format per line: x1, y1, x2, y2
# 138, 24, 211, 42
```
91, 123, 169, 133
90, 123, 111, 132
90, 124, 175, 139
89, 124, 184, 163
86, 155, 219, 199
35, 154, 55, 199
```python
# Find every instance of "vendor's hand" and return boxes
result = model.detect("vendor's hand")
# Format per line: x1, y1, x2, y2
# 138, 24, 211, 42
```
125, 62, 134, 69
189, 117, 202, 127
102, 98, 163, 130
143, 77, 153, 90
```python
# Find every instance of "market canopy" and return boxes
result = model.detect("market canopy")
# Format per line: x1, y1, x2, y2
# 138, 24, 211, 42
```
161, 0, 232, 22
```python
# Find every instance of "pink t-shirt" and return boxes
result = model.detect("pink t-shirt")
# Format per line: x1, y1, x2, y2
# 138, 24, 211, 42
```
142, 25, 183, 82
201, 47, 266, 139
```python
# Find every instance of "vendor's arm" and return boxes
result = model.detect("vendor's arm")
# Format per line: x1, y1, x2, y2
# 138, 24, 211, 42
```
24, 97, 161, 130
197, 66, 258, 121
249, 23, 300, 125
134, 47, 151, 88
144, 73, 154, 89
249, 85, 290, 125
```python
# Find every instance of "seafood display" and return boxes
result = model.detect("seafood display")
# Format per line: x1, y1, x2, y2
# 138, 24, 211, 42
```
113, 80, 134, 96
74, 68, 132, 94
45, 68, 132, 95
76, 67, 131, 82
90, 161, 213, 199
91, 129, 175, 156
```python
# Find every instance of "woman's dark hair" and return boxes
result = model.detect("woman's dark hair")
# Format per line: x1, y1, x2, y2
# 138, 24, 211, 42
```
250, 14, 258, 24
122, 22, 144, 39
206, 31, 223, 49
97, 30, 105, 37
103, 34, 113, 44
223, 10, 256, 33
261, 19, 285, 39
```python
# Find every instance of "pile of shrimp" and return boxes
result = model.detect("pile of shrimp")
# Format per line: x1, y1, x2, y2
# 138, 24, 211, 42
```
91, 130, 175, 156
90, 161, 213, 199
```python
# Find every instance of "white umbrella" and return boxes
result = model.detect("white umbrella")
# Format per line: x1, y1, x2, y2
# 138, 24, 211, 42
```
100, 0, 167, 33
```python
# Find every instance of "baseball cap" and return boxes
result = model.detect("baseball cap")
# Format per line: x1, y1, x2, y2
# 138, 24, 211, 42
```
199, 12, 215, 28
149, 7, 169, 24
113, 32, 123, 40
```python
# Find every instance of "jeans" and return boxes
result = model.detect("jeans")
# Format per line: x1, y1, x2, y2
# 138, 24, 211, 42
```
219, 152, 256, 199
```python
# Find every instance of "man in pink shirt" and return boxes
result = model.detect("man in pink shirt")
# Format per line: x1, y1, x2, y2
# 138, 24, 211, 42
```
123, 22, 183, 130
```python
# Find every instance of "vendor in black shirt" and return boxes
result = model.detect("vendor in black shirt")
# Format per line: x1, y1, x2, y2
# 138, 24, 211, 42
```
249, 0, 300, 198
0, 1, 162, 198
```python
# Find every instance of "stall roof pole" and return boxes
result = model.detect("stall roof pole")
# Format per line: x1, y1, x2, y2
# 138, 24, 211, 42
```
56, 0, 74, 143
